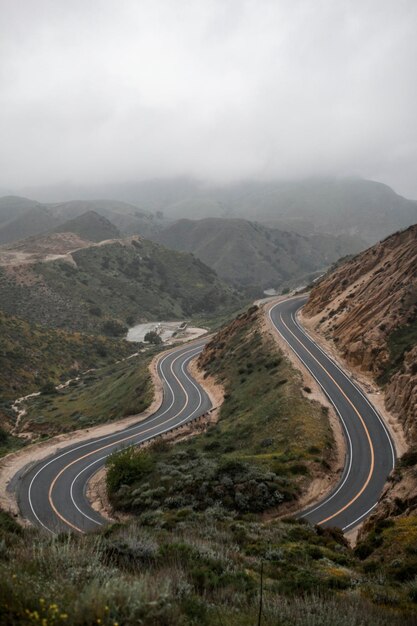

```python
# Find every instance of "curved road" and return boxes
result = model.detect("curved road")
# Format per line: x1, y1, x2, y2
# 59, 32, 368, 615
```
268, 296, 395, 531
14, 296, 395, 534
17, 340, 211, 534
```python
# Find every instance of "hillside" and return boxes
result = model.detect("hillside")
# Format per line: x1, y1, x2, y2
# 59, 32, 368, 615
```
303, 225, 417, 544
0, 204, 61, 245
0, 236, 241, 333
53, 210, 121, 242
155, 217, 365, 292
30, 177, 417, 244
48, 199, 163, 239
0, 310, 139, 445
0, 196, 164, 244
0, 195, 40, 224
303, 224, 417, 442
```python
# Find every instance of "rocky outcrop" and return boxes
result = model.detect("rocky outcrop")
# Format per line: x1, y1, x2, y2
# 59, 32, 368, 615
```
385, 345, 417, 443
304, 224, 417, 446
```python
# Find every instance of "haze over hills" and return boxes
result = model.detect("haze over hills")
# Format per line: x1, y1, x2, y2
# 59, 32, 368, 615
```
0, 196, 163, 245
155, 217, 365, 292
52, 210, 121, 242
20, 177, 417, 244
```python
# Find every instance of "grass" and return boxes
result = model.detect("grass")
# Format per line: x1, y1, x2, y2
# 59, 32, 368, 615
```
0, 508, 416, 625
0, 311, 138, 403
21, 350, 154, 435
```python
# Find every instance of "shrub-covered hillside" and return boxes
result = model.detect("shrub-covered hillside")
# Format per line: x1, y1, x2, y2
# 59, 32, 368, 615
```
2, 506, 417, 626
0, 311, 137, 411
0, 236, 243, 333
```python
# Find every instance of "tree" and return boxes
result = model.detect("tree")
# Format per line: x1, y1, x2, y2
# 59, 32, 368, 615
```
144, 330, 162, 345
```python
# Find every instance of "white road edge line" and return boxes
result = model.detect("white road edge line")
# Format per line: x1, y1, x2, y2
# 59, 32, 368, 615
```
27, 343, 204, 534
268, 303, 354, 519
69, 350, 204, 528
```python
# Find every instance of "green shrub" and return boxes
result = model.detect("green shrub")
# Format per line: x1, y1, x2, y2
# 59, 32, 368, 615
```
106, 447, 155, 495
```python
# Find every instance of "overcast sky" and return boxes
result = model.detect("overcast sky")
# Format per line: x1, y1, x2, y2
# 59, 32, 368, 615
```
1, 0, 416, 197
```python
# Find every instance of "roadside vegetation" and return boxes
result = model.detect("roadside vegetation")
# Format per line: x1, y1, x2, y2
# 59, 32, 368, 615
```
0, 311, 138, 404
20, 350, 154, 435
107, 306, 335, 516
379, 314, 417, 383
1, 507, 417, 625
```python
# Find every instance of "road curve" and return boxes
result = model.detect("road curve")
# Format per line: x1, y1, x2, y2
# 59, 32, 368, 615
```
268, 295, 396, 531
16, 340, 211, 534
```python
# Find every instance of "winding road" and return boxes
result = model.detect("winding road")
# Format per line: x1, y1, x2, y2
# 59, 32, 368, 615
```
13, 295, 395, 534
268, 296, 395, 531
16, 340, 211, 534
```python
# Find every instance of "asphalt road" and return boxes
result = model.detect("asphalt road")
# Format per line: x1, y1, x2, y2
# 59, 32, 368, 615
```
268, 296, 396, 531
15, 296, 395, 534
17, 340, 211, 534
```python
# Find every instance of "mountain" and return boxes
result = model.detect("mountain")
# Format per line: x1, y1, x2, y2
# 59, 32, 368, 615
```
0, 195, 40, 224
53, 210, 121, 242
0, 196, 165, 245
24, 177, 417, 244
0, 204, 61, 245
0, 235, 241, 333
48, 199, 163, 238
0, 310, 135, 406
155, 217, 365, 292
303, 223, 417, 445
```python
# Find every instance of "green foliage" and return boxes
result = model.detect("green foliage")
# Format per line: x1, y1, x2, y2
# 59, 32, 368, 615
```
101, 319, 128, 337
0, 510, 415, 625
106, 447, 155, 494
0, 310, 136, 401
0, 238, 242, 334
144, 330, 162, 345
108, 307, 334, 520
23, 352, 153, 435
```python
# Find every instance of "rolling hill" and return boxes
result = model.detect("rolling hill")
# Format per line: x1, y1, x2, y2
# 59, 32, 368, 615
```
53, 210, 121, 242
25, 177, 417, 244
0, 235, 241, 333
0, 196, 164, 244
155, 217, 365, 292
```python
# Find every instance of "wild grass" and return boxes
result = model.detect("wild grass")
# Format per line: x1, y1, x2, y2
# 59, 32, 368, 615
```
21, 351, 154, 435
0, 509, 416, 625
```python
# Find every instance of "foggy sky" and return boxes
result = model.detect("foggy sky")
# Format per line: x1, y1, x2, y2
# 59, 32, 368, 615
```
1, 0, 416, 197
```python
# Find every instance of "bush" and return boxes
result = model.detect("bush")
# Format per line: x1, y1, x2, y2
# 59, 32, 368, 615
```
106, 447, 155, 495
40, 380, 57, 395
144, 331, 162, 345
102, 319, 128, 337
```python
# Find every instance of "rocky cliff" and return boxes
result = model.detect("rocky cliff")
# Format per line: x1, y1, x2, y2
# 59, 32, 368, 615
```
303, 224, 417, 444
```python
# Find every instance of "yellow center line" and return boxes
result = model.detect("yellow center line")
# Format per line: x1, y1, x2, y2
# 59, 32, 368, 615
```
48, 346, 200, 533
268, 300, 375, 526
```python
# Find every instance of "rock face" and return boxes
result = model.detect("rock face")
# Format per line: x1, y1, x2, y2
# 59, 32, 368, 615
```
385, 345, 417, 443
304, 224, 417, 444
